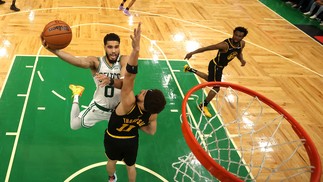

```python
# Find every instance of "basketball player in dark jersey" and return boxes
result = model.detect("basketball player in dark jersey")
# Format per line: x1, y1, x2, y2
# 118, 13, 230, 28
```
104, 22, 166, 182
184, 27, 248, 117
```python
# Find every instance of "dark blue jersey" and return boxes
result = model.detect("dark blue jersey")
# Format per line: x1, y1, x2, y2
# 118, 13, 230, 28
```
107, 103, 151, 139
214, 38, 242, 67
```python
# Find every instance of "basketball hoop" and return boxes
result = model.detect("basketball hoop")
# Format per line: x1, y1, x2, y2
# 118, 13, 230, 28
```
173, 82, 321, 181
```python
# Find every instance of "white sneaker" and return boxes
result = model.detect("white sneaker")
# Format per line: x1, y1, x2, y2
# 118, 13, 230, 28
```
303, 11, 311, 15
310, 14, 317, 19
109, 173, 117, 182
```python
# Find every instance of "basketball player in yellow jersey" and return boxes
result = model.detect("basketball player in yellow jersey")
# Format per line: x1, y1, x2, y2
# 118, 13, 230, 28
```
41, 33, 127, 130
184, 26, 248, 118
104, 23, 166, 182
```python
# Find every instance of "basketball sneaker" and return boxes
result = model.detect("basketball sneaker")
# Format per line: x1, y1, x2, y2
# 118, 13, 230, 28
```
123, 9, 131, 16
10, 4, 20, 11
118, 5, 124, 10
184, 64, 191, 72
69, 84, 85, 97
198, 103, 212, 118
109, 173, 117, 182
310, 14, 317, 19
303, 11, 311, 15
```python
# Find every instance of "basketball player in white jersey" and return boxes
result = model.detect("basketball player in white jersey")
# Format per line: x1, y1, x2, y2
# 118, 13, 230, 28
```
41, 33, 127, 130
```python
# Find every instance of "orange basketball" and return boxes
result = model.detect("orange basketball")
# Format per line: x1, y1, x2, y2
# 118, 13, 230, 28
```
42, 20, 72, 50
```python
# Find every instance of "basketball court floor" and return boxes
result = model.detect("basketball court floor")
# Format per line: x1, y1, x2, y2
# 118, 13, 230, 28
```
0, 0, 322, 181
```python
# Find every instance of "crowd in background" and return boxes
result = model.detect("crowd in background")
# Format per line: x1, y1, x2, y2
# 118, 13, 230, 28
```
284, 0, 323, 26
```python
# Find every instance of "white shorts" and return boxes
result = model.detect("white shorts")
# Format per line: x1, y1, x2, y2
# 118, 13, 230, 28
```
78, 102, 113, 128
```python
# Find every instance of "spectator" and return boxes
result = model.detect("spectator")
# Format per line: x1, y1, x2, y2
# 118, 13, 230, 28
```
304, 0, 323, 19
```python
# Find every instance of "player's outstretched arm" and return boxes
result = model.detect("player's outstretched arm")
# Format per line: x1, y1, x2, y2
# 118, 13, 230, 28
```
40, 35, 97, 70
118, 22, 141, 113
184, 42, 225, 60
237, 40, 246, 66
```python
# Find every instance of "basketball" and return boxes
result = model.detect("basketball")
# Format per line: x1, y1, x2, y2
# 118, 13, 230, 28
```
42, 20, 72, 50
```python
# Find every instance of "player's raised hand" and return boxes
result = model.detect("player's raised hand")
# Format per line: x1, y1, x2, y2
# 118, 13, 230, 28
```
130, 22, 141, 52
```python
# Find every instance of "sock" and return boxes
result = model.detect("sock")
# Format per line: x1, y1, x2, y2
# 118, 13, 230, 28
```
203, 100, 209, 106
73, 95, 79, 104
190, 68, 197, 73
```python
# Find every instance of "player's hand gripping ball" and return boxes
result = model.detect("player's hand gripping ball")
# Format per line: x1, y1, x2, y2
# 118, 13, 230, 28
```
41, 20, 72, 50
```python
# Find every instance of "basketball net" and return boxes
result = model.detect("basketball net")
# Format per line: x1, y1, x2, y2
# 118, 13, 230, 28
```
172, 82, 321, 182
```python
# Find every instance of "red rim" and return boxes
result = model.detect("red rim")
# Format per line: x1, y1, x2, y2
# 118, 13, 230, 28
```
181, 82, 321, 182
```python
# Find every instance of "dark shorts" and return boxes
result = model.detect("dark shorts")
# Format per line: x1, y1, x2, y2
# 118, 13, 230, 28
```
208, 60, 224, 82
104, 130, 139, 166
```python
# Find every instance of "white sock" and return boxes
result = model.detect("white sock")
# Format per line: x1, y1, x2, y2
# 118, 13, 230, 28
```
73, 95, 79, 103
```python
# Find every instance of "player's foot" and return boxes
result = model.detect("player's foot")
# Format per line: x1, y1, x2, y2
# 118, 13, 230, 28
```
10, 4, 20, 11
303, 11, 311, 15
118, 5, 124, 10
310, 14, 317, 19
69, 84, 85, 97
0, 1, 5, 5
123, 9, 131, 16
184, 64, 192, 72
109, 173, 117, 182
198, 103, 212, 118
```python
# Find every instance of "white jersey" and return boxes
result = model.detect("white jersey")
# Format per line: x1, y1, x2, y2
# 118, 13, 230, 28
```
92, 55, 122, 110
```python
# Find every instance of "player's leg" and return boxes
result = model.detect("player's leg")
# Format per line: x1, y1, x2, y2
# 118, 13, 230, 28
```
69, 84, 84, 130
204, 66, 222, 104
126, 165, 136, 182
199, 63, 221, 117
104, 131, 120, 182
123, 138, 138, 182
123, 0, 136, 16
106, 159, 118, 182
183, 64, 208, 80
126, 0, 136, 9
119, 0, 126, 10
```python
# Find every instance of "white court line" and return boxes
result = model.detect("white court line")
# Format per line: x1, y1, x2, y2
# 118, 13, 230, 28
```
5, 47, 43, 182
81, 105, 88, 109
37, 71, 44, 81
172, 70, 180, 72
17, 94, 26, 97
171, 109, 178, 112
37, 107, 45, 110
51, 90, 66, 100
25, 65, 33, 68
6, 132, 17, 136
64, 161, 168, 182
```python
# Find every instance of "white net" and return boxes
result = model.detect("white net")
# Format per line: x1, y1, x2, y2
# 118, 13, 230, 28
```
173, 83, 318, 181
